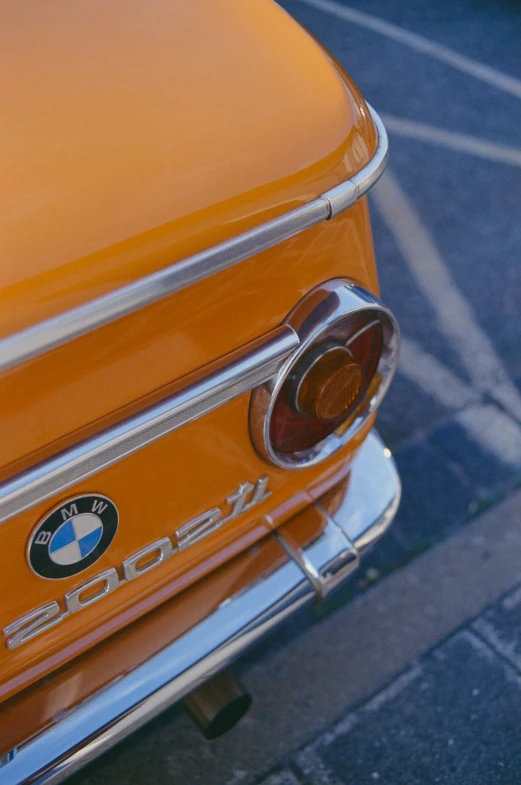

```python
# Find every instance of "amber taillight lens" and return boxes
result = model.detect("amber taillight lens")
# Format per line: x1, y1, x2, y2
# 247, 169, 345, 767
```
270, 316, 383, 454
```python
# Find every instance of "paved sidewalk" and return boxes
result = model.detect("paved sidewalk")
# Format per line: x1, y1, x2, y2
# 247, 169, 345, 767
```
294, 627, 521, 784
73, 489, 521, 785
262, 493, 521, 785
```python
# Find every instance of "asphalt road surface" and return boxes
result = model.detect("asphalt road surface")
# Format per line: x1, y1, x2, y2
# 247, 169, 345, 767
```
69, 1, 521, 783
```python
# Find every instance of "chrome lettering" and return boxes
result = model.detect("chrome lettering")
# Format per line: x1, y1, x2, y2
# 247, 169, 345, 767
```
225, 482, 254, 519
65, 568, 120, 613
249, 475, 271, 506
123, 538, 174, 580
3, 602, 65, 649
176, 508, 221, 551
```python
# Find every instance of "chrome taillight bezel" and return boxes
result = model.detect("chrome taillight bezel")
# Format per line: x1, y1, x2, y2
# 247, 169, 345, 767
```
249, 279, 400, 469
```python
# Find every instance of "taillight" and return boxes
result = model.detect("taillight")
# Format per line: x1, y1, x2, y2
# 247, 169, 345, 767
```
250, 280, 399, 468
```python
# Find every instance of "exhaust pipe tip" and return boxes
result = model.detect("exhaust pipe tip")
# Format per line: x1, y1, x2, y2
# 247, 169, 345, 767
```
183, 670, 252, 740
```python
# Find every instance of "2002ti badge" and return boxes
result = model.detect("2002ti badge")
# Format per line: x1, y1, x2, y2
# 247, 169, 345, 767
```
0, 0, 401, 781
5, 478, 271, 650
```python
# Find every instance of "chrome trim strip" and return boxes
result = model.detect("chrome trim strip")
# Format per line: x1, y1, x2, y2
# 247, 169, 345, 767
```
0, 326, 298, 525
321, 106, 388, 218
1, 431, 400, 785
0, 107, 388, 375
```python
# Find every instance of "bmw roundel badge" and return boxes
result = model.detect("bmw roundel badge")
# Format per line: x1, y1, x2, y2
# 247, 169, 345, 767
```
28, 495, 118, 580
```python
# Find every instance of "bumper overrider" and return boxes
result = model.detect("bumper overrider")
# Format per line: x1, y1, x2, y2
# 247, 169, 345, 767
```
1, 431, 400, 785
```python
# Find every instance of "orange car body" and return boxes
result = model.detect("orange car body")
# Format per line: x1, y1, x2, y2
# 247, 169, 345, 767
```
0, 0, 400, 780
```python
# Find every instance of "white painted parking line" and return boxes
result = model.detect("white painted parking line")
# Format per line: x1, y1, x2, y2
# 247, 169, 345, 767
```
381, 115, 521, 168
294, 0, 521, 99
400, 337, 478, 410
372, 170, 521, 421
456, 405, 521, 468
399, 340, 521, 465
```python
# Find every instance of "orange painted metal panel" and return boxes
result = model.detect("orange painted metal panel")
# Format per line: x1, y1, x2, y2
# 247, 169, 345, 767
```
0, 536, 290, 755
0, 408, 373, 701
0, 0, 375, 337
0, 0, 382, 721
0, 201, 378, 474
0, 476, 348, 756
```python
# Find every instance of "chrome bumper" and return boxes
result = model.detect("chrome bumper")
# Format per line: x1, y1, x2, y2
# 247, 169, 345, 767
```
1, 431, 400, 785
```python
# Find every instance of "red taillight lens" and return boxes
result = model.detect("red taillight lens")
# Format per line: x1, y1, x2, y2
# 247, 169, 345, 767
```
250, 280, 400, 469
270, 317, 383, 454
